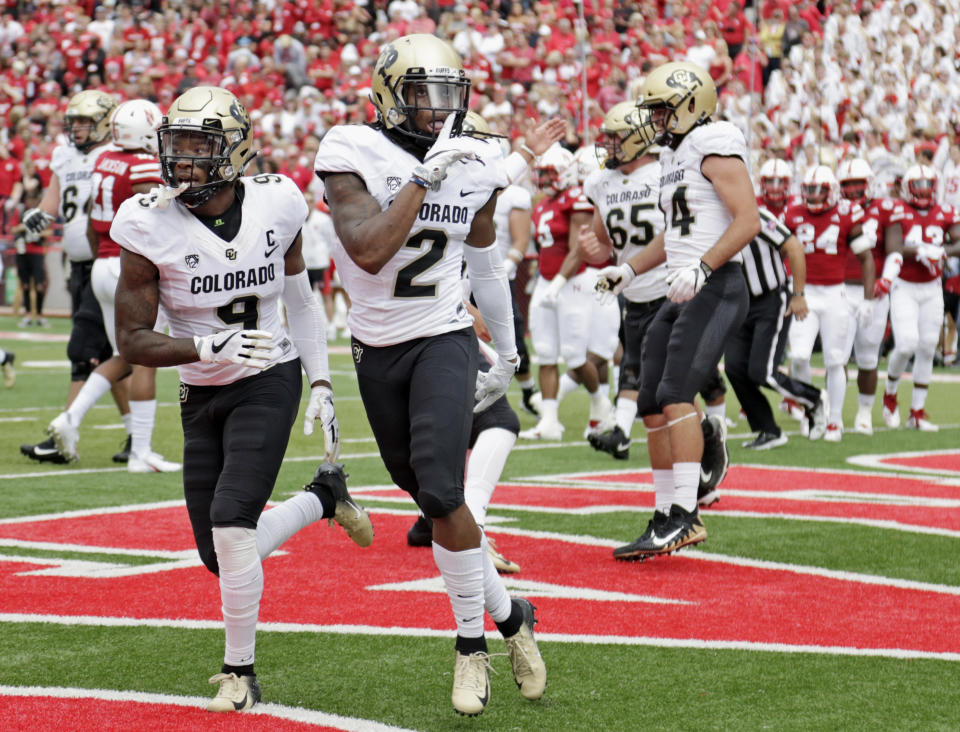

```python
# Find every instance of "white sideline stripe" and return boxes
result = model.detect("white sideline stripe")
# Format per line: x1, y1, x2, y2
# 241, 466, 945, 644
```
1, 615, 958, 664
848, 448, 960, 477
0, 685, 417, 731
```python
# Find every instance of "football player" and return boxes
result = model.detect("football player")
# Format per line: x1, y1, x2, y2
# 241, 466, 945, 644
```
19, 90, 133, 464
757, 157, 793, 220
46, 99, 180, 472
112, 86, 372, 713
313, 35, 545, 717
581, 102, 667, 461
882, 165, 960, 430
596, 62, 758, 560
520, 144, 611, 440
783, 165, 874, 441
836, 157, 905, 435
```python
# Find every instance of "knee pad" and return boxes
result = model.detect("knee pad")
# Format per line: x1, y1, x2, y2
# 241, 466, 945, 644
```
636, 386, 660, 417
417, 487, 464, 520
70, 359, 94, 381
67, 312, 109, 365
699, 369, 727, 402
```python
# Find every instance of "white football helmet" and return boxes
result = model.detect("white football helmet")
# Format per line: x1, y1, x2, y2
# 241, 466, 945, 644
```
758, 158, 792, 208
111, 99, 162, 153
801, 165, 839, 214
535, 145, 576, 194
836, 157, 873, 205
572, 144, 602, 184
902, 164, 938, 210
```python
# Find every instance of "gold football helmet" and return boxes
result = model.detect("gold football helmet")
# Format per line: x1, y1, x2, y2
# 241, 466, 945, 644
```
598, 101, 657, 169
157, 86, 254, 207
370, 33, 470, 148
64, 90, 117, 152
636, 61, 716, 145
462, 110, 491, 135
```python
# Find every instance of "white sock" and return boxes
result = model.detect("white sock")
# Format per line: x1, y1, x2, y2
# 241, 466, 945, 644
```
122, 411, 133, 435
465, 428, 516, 527
256, 491, 324, 558
615, 397, 638, 435
433, 542, 486, 640
652, 468, 674, 514
213, 526, 262, 667
540, 398, 559, 424
705, 402, 725, 420
858, 392, 874, 410
481, 534, 512, 622
911, 386, 928, 411
611, 366, 620, 396
673, 462, 700, 512
129, 399, 157, 457
65, 372, 111, 425
884, 376, 899, 396
826, 365, 846, 424
557, 373, 579, 403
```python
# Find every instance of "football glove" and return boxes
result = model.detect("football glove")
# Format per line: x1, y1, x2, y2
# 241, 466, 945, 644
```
22, 208, 53, 240
915, 243, 944, 276
410, 114, 479, 192
873, 277, 892, 297
595, 263, 635, 299
304, 385, 340, 461
666, 260, 712, 303
474, 355, 518, 413
502, 256, 517, 280
143, 183, 189, 210
539, 274, 567, 308
856, 300, 874, 329
194, 329, 273, 368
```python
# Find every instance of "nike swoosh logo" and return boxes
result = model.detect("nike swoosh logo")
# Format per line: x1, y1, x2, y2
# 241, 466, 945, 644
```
32, 446, 61, 456
700, 468, 712, 484
232, 693, 248, 711
649, 527, 682, 548
211, 331, 239, 354
460, 190, 477, 197
265, 244, 279, 257
617, 442, 631, 451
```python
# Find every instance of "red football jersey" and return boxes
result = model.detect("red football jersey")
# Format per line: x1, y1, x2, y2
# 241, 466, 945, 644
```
90, 149, 162, 258
532, 186, 593, 281
783, 198, 863, 286
843, 196, 905, 281
899, 202, 960, 283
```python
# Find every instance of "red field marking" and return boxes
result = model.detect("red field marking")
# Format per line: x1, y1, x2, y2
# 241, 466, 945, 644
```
5, 695, 340, 731
1, 511, 958, 655
880, 452, 960, 472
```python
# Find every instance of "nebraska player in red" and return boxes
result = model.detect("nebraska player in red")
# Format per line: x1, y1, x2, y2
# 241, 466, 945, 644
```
47, 99, 181, 474
757, 157, 793, 220
882, 164, 960, 431
836, 157, 905, 435
520, 145, 609, 440
784, 165, 874, 441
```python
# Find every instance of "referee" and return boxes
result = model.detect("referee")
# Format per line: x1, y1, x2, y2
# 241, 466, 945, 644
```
724, 208, 826, 448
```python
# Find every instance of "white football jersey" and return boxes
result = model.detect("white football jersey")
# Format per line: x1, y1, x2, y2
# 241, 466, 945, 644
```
111, 173, 309, 386
314, 124, 509, 346
50, 141, 118, 262
493, 184, 532, 280
657, 121, 747, 270
584, 161, 668, 303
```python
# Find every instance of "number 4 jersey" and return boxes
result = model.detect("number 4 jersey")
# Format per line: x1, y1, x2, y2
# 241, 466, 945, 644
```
313, 125, 508, 346
111, 174, 308, 386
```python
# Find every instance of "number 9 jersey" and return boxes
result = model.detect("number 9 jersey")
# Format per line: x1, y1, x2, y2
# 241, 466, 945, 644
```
110, 173, 309, 386
313, 124, 508, 346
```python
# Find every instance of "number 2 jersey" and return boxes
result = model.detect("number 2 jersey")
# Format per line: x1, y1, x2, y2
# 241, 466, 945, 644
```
49, 141, 119, 263
110, 174, 308, 386
783, 198, 864, 286
583, 160, 667, 303
90, 149, 162, 258
313, 124, 508, 347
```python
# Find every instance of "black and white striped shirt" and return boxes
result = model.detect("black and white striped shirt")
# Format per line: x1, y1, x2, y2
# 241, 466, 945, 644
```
741, 207, 792, 297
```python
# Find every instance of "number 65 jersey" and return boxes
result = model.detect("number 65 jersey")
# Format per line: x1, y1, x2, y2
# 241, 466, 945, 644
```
111, 174, 308, 386
314, 125, 508, 346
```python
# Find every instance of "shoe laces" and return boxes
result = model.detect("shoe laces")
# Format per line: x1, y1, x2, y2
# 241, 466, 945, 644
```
455, 652, 496, 692
504, 626, 538, 676
209, 672, 243, 698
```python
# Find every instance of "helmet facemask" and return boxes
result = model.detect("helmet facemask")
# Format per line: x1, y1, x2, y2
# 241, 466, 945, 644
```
159, 124, 242, 208
65, 115, 98, 152
906, 178, 935, 209
802, 182, 832, 213
393, 76, 469, 147
760, 176, 790, 207
839, 179, 869, 205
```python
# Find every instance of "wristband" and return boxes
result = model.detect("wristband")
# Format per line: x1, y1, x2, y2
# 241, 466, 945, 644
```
409, 174, 430, 189
521, 143, 536, 159
699, 259, 713, 278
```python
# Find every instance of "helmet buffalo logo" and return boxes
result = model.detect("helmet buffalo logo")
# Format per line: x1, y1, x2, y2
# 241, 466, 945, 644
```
666, 69, 701, 90
228, 100, 250, 127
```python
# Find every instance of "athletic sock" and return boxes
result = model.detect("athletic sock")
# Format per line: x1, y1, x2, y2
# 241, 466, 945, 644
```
256, 491, 324, 558
129, 398, 157, 457
65, 372, 112, 425
672, 462, 700, 513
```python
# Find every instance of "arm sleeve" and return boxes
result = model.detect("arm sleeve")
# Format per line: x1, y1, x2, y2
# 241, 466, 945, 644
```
283, 269, 330, 386
504, 151, 529, 185
463, 242, 518, 363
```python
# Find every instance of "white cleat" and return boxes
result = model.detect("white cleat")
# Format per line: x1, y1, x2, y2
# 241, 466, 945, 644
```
487, 535, 520, 574
518, 420, 564, 441
452, 651, 491, 716
207, 672, 261, 712
48, 412, 79, 462
128, 451, 182, 473
824, 423, 843, 442
504, 598, 547, 700
905, 409, 939, 432
853, 405, 873, 435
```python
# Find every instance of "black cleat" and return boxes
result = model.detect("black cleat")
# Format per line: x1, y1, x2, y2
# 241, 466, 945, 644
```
305, 462, 374, 547
407, 513, 433, 547
588, 425, 630, 460
20, 436, 69, 464
743, 431, 788, 450
614, 505, 705, 560
613, 511, 670, 561
519, 388, 541, 417
112, 435, 132, 463
698, 415, 728, 505
1, 350, 14, 387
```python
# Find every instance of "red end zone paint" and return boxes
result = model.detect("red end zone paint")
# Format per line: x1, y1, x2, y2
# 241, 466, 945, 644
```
0, 512, 958, 656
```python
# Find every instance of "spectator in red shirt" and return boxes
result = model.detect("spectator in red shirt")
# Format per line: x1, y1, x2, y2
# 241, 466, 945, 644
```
719, 1, 753, 60
544, 16, 577, 56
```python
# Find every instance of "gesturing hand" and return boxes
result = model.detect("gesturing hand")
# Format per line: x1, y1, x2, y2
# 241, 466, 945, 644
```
410, 114, 479, 192
595, 263, 635, 303
304, 385, 340, 461
194, 329, 273, 368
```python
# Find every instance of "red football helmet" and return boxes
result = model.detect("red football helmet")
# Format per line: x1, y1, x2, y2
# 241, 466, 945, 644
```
801, 165, 839, 214
836, 157, 873, 205
901, 164, 937, 209
759, 158, 792, 208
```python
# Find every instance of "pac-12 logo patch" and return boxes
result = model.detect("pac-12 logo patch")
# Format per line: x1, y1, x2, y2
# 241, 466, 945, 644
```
386, 176, 402, 193
184, 254, 199, 269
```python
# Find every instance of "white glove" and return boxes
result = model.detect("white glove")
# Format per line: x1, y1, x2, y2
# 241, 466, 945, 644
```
304, 384, 340, 461
595, 263, 635, 300
410, 114, 479, 192
856, 299, 874, 329
143, 183, 189, 210
194, 329, 273, 368
474, 355, 518, 413
665, 260, 712, 303
502, 256, 517, 279
540, 274, 567, 308
22, 208, 53, 240
915, 243, 944, 276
